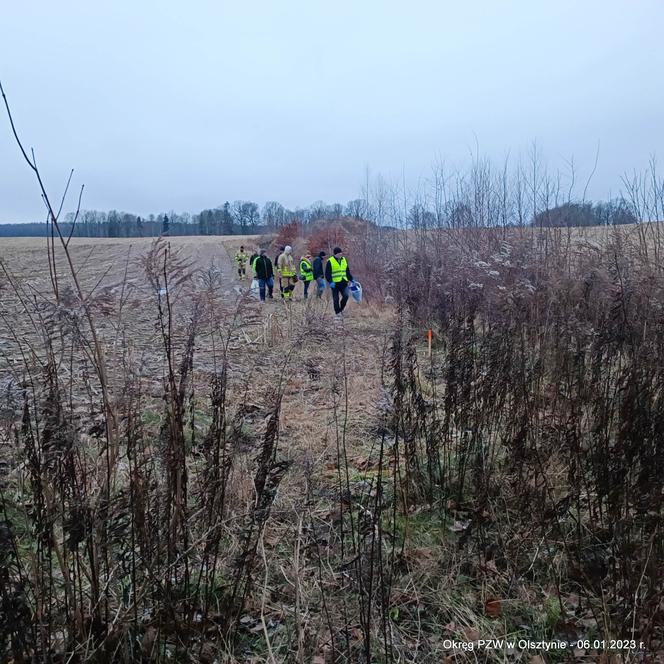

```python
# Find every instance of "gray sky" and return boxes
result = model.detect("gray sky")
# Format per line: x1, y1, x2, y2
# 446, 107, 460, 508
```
1, 0, 663, 222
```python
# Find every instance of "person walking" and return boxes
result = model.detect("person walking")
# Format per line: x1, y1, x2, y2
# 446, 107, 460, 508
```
299, 252, 314, 299
249, 246, 260, 275
312, 250, 326, 298
275, 246, 285, 265
325, 246, 354, 316
277, 245, 297, 301
275, 245, 286, 298
253, 249, 274, 301
235, 245, 249, 280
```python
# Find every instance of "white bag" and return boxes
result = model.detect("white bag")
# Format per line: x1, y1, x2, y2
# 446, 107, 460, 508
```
350, 281, 363, 303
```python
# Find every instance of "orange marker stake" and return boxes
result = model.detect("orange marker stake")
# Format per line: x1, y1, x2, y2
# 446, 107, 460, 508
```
427, 328, 433, 359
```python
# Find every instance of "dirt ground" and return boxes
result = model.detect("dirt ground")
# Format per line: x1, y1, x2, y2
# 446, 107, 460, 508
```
0, 233, 394, 512
0, 234, 405, 659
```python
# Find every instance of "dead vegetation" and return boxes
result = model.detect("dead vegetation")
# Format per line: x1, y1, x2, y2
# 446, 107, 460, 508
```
1, 219, 662, 664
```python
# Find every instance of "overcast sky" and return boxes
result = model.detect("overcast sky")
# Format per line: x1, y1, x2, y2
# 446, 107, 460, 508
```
1, 0, 663, 222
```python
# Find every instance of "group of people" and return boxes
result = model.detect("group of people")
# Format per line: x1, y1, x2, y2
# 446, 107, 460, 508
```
234, 244, 355, 315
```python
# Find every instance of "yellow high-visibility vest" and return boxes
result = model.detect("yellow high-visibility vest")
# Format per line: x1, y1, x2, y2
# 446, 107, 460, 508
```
329, 256, 348, 283
300, 259, 313, 281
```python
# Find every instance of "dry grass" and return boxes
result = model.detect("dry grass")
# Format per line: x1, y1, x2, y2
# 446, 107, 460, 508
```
0, 234, 395, 662
0, 226, 661, 663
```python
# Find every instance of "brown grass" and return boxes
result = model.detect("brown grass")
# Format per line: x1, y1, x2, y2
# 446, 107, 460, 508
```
0, 225, 661, 663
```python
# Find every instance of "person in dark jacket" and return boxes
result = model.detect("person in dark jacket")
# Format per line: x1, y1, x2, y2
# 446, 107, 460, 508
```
325, 246, 354, 315
253, 249, 274, 301
312, 250, 326, 298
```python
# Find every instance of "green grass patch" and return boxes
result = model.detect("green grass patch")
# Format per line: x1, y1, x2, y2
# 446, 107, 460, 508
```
388, 508, 453, 547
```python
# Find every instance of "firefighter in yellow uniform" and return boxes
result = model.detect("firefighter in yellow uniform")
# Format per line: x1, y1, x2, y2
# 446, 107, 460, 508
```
235, 245, 249, 280
277, 245, 297, 300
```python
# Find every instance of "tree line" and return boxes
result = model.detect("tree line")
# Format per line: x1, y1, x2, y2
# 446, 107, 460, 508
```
0, 199, 374, 238
0, 197, 642, 238
2, 150, 662, 237
353, 150, 662, 232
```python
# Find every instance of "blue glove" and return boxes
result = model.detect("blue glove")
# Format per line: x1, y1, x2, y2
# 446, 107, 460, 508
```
329, 282, 335, 290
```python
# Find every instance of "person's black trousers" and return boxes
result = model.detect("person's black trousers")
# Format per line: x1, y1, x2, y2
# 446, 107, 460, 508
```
332, 280, 349, 314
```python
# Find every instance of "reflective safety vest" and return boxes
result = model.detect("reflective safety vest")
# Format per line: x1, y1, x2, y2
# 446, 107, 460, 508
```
251, 256, 259, 271
278, 254, 296, 277
235, 252, 248, 265
329, 255, 348, 282
300, 259, 313, 281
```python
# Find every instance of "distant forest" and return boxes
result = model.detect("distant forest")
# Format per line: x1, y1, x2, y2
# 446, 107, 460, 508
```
0, 198, 643, 238
3, 153, 662, 237
0, 199, 366, 238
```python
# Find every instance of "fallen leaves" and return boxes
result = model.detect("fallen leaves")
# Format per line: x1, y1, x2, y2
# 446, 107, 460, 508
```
484, 598, 502, 618
350, 455, 375, 471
